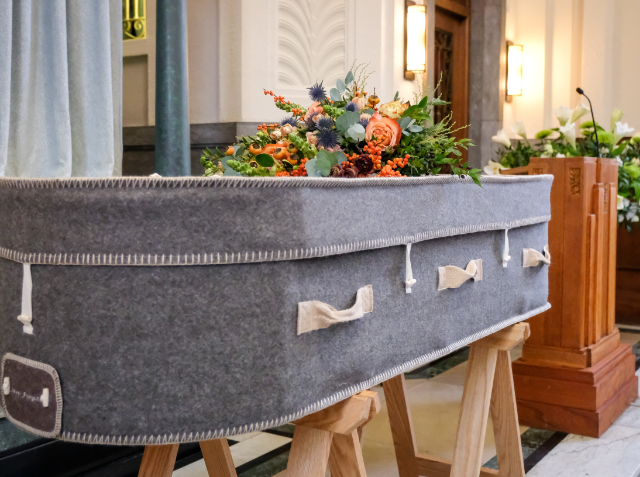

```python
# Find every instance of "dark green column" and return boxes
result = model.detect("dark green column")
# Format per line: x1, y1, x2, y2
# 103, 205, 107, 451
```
155, 0, 190, 176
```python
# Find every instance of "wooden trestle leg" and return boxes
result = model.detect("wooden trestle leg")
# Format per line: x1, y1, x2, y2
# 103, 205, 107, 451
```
288, 390, 381, 477
137, 390, 380, 477
384, 322, 530, 477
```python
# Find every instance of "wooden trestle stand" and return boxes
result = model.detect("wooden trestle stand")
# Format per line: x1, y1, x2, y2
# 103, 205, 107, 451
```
136, 390, 381, 477
503, 158, 638, 437
383, 322, 530, 477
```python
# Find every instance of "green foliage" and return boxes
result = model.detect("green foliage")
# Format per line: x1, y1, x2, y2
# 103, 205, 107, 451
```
288, 133, 318, 158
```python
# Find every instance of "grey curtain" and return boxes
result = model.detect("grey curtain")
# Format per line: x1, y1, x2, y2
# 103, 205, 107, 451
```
0, 0, 122, 178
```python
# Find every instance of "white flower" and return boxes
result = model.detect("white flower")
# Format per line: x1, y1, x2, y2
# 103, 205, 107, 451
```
600, 147, 610, 155
491, 129, 512, 148
541, 144, 554, 158
632, 158, 640, 167
559, 122, 576, 149
306, 131, 318, 146
360, 113, 372, 121
613, 121, 635, 145
619, 213, 625, 223
280, 124, 293, 135
571, 103, 590, 124
510, 121, 527, 139
633, 216, 640, 223
353, 97, 366, 110
617, 194, 629, 210
270, 130, 282, 141
556, 153, 566, 158
483, 160, 508, 176
610, 108, 624, 132
617, 156, 624, 167
555, 106, 573, 126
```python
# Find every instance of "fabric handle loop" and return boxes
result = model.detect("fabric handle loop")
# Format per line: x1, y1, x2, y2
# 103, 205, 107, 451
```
405, 243, 417, 293
502, 229, 511, 268
438, 259, 483, 291
523, 245, 551, 267
17, 263, 33, 335
297, 285, 374, 335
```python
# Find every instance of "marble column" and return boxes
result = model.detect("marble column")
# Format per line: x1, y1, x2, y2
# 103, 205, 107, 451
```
155, 0, 190, 176
467, 0, 506, 169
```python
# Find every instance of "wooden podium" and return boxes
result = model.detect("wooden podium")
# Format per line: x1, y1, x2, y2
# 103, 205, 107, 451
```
502, 157, 638, 437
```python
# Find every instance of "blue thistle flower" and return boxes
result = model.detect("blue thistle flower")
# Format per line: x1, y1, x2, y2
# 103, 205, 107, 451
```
359, 118, 370, 129
308, 82, 327, 102
317, 129, 339, 149
280, 116, 298, 127
345, 102, 358, 112
316, 117, 334, 130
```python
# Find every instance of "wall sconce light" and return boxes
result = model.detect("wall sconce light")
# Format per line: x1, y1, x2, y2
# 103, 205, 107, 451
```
405, 1, 426, 81
506, 41, 523, 101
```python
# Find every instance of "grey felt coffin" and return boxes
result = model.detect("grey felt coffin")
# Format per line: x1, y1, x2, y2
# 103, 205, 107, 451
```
0, 175, 552, 445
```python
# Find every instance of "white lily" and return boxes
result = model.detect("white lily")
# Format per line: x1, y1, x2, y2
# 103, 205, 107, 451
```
484, 160, 508, 176
554, 106, 573, 126
491, 129, 512, 148
556, 153, 566, 158
510, 121, 527, 139
559, 122, 577, 149
570, 102, 590, 124
610, 108, 624, 132
617, 194, 629, 210
613, 121, 635, 145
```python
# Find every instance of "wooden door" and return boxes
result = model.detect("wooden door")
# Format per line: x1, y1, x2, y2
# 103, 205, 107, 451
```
434, 1, 469, 159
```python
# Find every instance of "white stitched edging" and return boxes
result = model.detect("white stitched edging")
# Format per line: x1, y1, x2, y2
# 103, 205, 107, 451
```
0, 215, 551, 267
0, 174, 553, 190
57, 302, 550, 446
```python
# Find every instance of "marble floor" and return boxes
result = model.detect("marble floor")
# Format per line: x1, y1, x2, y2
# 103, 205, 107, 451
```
173, 329, 640, 477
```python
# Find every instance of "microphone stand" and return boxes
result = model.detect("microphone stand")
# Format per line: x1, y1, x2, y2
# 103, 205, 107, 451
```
576, 88, 601, 158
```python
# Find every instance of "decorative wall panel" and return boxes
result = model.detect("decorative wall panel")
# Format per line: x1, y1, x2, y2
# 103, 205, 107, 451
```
277, 0, 346, 89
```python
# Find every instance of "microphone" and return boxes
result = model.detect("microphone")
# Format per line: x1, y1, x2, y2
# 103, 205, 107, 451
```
576, 88, 601, 158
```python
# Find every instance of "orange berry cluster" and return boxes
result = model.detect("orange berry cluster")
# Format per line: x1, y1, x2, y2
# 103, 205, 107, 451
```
291, 158, 309, 176
263, 89, 289, 104
257, 123, 279, 132
291, 108, 303, 116
275, 171, 291, 177
363, 142, 383, 171
378, 154, 409, 177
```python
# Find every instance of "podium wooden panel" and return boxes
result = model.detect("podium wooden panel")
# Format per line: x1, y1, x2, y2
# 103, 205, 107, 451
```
502, 157, 638, 437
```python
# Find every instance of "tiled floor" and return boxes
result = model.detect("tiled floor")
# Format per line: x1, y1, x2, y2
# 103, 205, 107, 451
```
174, 329, 640, 477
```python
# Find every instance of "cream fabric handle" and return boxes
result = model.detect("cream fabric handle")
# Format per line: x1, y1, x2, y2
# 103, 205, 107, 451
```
297, 285, 374, 335
17, 263, 33, 334
438, 259, 483, 291
523, 245, 551, 267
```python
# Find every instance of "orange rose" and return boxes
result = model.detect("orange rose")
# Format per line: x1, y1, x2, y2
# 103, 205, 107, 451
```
365, 112, 402, 149
304, 101, 325, 121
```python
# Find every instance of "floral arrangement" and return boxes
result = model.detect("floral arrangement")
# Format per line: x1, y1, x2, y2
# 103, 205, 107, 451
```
201, 65, 479, 184
486, 105, 640, 228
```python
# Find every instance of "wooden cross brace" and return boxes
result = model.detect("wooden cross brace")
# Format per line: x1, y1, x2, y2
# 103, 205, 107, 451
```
383, 322, 530, 477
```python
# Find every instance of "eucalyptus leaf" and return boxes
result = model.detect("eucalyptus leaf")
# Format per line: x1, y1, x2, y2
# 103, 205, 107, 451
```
330, 88, 342, 102
398, 117, 412, 129
364, 109, 376, 115
345, 71, 354, 85
315, 156, 333, 176
316, 150, 338, 167
336, 111, 361, 132
408, 125, 423, 132
304, 158, 323, 177
347, 124, 366, 142
255, 154, 275, 167
336, 79, 346, 93
335, 151, 347, 164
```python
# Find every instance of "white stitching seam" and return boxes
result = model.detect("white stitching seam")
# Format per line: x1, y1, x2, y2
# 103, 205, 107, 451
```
0, 215, 550, 267
54, 302, 550, 445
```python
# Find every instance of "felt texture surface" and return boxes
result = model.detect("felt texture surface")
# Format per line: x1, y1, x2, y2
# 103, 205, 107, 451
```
0, 176, 551, 260
0, 224, 549, 443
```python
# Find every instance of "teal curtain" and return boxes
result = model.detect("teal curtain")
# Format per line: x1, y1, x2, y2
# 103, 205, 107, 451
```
0, 0, 122, 178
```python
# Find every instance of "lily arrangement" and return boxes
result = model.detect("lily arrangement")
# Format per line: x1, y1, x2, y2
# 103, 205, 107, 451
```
485, 105, 640, 228
201, 64, 479, 184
